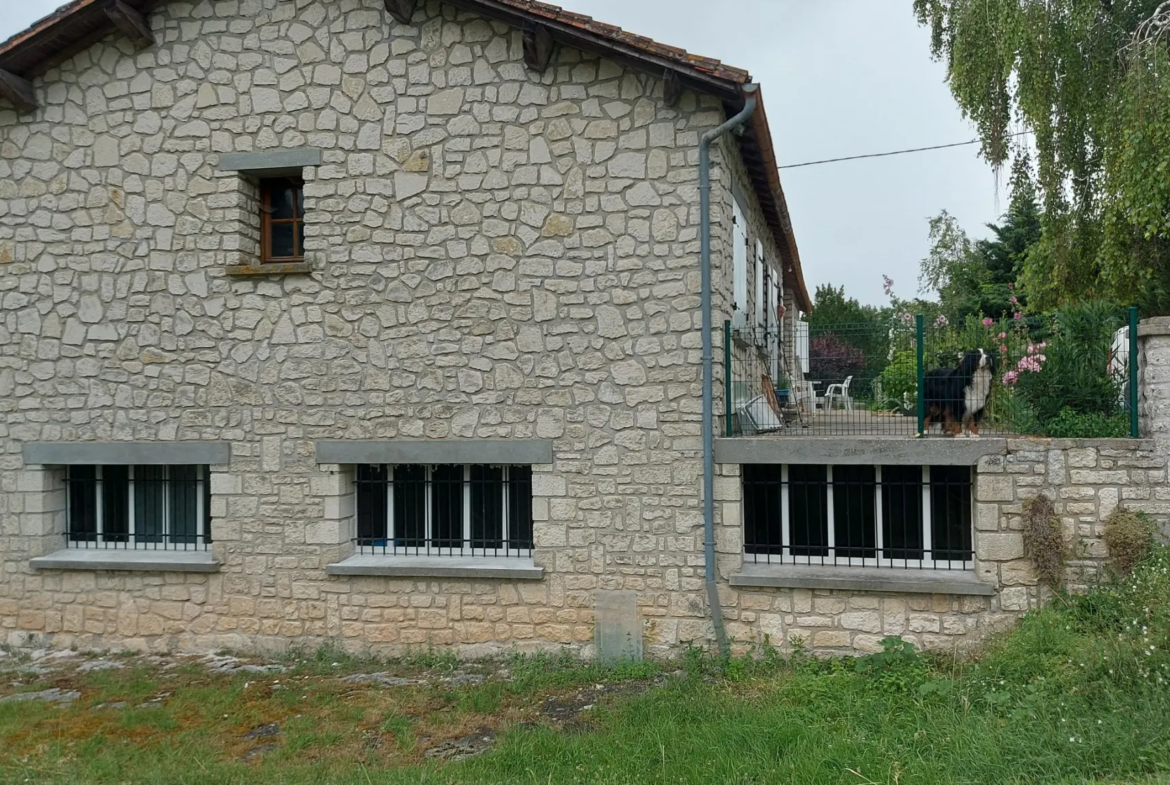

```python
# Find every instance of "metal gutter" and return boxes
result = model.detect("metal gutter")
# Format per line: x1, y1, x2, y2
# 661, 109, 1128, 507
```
699, 83, 758, 657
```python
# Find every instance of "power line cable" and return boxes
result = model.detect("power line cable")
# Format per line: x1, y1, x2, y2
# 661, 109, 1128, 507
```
778, 131, 1032, 170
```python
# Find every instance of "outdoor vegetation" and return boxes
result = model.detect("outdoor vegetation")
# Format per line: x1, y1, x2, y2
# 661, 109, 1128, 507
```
4, 541, 1170, 784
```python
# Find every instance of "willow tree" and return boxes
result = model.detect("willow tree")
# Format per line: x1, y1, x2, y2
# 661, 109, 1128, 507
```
914, 0, 1170, 312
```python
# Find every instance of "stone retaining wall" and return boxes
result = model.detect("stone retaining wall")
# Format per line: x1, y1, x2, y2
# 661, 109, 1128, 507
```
715, 439, 1168, 656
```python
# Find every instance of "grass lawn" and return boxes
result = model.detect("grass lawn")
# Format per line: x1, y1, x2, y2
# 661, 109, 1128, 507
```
5, 549, 1170, 784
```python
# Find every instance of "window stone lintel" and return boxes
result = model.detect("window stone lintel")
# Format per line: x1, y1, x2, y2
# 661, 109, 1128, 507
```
29, 549, 221, 573
315, 439, 555, 466
728, 563, 995, 596
218, 147, 322, 175
22, 441, 231, 466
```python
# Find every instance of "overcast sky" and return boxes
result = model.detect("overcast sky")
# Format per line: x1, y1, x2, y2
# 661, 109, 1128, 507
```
2, 0, 1006, 308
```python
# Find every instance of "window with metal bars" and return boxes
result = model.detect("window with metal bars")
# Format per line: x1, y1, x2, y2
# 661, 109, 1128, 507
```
742, 464, 972, 569
354, 465, 534, 557
65, 465, 211, 550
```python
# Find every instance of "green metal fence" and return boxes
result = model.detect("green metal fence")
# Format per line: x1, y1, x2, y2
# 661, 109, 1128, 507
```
724, 306, 1139, 439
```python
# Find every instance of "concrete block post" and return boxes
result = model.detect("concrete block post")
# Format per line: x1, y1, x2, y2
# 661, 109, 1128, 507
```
1137, 318, 1170, 451
15, 466, 67, 558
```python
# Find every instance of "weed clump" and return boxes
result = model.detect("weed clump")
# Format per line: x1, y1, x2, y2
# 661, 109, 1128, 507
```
1103, 507, 1154, 577
1022, 494, 1065, 589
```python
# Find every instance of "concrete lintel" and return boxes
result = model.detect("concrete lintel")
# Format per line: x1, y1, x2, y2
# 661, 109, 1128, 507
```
1138, 317, 1170, 338
729, 563, 996, 596
30, 549, 220, 573
326, 555, 544, 580
23, 442, 231, 466
715, 437, 1007, 466
218, 147, 322, 174
316, 439, 554, 466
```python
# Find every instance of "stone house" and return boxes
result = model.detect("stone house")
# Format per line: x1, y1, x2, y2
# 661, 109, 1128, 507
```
2, 0, 1167, 659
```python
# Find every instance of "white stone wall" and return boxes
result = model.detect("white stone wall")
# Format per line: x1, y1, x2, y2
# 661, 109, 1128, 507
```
0, 0, 745, 656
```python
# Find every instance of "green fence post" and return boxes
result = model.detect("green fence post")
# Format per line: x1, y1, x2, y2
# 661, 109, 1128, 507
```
916, 315, 925, 436
724, 320, 733, 438
1130, 305, 1140, 438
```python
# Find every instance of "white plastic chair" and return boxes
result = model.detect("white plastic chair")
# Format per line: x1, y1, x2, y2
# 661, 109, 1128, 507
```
825, 375, 854, 412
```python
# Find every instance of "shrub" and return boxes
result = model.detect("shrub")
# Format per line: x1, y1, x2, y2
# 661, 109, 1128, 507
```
1103, 507, 1155, 577
877, 350, 917, 411
808, 332, 866, 388
1043, 407, 1129, 438
1022, 494, 1065, 589
1013, 300, 1124, 424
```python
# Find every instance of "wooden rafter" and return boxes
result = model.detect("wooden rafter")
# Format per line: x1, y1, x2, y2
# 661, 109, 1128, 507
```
105, 0, 154, 48
0, 68, 36, 113
384, 0, 417, 25
522, 23, 554, 71
663, 69, 681, 107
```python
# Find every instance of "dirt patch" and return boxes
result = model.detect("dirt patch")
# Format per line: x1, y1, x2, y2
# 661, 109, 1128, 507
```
424, 727, 496, 761
539, 679, 658, 727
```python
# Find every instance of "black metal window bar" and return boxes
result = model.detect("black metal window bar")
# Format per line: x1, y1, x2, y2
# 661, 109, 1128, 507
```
355, 464, 533, 557
66, 465, 211, 550
743, 464, 973, 569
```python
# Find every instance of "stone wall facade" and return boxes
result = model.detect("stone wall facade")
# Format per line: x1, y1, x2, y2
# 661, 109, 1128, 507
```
714, 438, 1169, 655
0, 0, 769, 657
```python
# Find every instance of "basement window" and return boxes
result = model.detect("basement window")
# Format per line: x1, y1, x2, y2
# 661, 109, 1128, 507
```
742, 464, 972, 569
354, 464, 533, 557
66, 465, 211, 551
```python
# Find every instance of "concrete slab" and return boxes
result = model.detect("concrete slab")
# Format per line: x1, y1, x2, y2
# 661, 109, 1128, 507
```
326, 555, 544, 580
729, 563, 995, 595
30, 549, 221, 573
715, 437, 1007, 466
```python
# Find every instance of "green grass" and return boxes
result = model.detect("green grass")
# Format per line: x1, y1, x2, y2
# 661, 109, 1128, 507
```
6, 549, 1170, 784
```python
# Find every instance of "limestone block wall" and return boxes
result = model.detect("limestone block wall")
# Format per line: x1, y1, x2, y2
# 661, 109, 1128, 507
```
715, 439, 1169, 656
0, 0, 765, 657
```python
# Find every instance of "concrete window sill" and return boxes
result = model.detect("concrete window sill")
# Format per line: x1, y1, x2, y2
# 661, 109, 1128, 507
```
226, 262, 312, 276
326, 555, 544, 581
30, 549, 221, 573
729, 563, 995, 596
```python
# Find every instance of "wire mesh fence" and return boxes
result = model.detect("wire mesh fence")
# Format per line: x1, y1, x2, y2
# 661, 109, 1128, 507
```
725, 305, 1139, 438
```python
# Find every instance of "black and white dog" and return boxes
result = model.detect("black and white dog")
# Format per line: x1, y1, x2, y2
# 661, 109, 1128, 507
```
922, 349, 997, 437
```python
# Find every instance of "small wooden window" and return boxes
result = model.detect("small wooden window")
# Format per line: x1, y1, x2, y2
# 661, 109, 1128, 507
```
260, 178, 305, 264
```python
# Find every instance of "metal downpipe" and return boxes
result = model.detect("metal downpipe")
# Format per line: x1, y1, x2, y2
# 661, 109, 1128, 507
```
699, 84, 758, 657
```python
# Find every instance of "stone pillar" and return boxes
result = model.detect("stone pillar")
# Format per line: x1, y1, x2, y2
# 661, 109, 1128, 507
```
1138, 317, 1170, 451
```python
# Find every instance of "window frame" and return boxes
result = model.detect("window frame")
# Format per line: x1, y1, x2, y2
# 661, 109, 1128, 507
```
65, 465, 210, 551
259, 177, 306, 264
355, 464, 534, 558
743, 464, 973, 571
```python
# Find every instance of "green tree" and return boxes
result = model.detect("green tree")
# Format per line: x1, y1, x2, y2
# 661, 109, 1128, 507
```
914, 0, 1170, 312
919, 190, 1040, 322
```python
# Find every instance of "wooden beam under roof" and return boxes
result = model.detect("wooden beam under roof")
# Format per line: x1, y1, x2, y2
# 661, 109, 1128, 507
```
105, 0, 154, 48
0, 68, 36, 112
522, 23, 554, 71
384, 0, 417, 25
